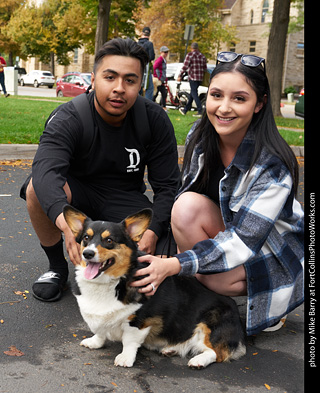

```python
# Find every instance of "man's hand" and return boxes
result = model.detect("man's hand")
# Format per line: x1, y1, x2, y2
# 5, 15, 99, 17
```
55, 213, 81, 265
138, 229, 158, 255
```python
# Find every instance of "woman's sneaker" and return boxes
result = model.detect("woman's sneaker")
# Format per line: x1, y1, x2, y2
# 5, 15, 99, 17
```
263, 315, 287, 332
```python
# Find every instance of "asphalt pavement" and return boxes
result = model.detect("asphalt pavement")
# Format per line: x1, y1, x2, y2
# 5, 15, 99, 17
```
0, 157, 305, 393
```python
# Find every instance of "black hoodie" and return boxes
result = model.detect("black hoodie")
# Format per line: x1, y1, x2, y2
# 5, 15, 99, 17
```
29, 92, 180, 238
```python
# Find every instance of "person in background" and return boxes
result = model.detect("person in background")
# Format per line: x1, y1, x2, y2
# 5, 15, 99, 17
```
178, 42, 206, 117
0, 53, 10, 97
137, 27, 155, 101
153, 46, 169, 111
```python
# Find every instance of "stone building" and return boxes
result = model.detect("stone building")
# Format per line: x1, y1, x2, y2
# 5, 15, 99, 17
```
219, 0, 304, 92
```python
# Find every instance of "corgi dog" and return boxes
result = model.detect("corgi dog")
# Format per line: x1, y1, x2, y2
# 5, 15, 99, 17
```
63, 206, 246, 369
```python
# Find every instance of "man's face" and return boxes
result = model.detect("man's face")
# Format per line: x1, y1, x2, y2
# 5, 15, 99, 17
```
91, 55, 142, 126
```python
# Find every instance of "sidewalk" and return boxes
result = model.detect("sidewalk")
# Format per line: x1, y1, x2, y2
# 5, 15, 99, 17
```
0, 143, 304, 161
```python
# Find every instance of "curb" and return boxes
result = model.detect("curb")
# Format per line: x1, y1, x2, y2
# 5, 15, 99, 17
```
0, 143, 304, 161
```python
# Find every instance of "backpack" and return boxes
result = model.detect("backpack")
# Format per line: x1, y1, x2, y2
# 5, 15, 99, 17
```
46, 91, 151, 151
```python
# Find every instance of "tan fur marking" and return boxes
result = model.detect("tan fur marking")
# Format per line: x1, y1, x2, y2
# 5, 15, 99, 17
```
80, 259, 87, 268
101, 230, 111, 239
197, 323, 214, 350
64, 208, 87, 238
128, 314, 136, 321
86, 228, 94, 237
196, 322, 230, 363
142, 316, 164, 344
124, 212, 151, 242
213, 343, 231, 363
80, 245, 87, 267
103, 244, 133, 278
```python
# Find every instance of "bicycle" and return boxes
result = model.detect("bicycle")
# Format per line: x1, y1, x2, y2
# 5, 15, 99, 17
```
154, 81, 190, 109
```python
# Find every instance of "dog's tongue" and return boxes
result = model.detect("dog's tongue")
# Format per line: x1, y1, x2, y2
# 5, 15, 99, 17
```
84, 262, 101, 280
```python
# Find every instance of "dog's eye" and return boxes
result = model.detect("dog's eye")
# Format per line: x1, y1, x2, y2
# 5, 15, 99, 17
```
106, 238, 113, 244
83, 234, 91, 241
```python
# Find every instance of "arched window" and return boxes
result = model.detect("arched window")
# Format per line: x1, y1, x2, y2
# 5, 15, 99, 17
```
261, 0, 269, 23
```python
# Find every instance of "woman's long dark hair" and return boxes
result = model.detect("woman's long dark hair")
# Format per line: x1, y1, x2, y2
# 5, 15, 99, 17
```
182, 59, 299, 194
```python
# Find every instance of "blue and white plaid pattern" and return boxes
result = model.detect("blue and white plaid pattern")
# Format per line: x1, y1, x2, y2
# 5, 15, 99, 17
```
175, 127, 304, 335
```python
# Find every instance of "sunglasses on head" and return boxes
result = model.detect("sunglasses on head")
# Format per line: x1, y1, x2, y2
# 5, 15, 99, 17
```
216, 51, 266, 72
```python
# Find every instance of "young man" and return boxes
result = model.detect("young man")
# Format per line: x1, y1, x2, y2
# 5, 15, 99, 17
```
178, 42, 207, 117
21, 38, 180, 302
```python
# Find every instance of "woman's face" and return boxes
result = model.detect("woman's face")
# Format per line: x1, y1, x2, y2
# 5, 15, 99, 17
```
206, 71, 263, 144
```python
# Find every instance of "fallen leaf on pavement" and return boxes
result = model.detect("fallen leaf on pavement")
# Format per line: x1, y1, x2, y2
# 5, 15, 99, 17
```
4, 345, 25, 357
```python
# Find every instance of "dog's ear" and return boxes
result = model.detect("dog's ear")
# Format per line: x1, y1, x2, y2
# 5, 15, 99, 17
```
63, 205, 88, 240
123, 209, 153, 242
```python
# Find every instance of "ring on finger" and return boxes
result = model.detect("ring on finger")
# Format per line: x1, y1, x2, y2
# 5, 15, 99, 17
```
150, 283, 156, 292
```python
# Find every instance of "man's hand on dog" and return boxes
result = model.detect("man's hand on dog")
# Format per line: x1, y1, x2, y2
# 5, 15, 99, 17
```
131, 255, 181, 296
56, 213, 82, 265
137, 229, 158, 255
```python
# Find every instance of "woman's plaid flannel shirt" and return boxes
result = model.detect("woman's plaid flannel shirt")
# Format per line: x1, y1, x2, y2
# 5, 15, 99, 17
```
175, 127, 304, 335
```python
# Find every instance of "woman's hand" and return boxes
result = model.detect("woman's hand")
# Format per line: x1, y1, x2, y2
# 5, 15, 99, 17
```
131, 255, 181, 296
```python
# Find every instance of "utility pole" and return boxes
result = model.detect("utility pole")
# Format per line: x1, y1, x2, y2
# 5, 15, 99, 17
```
183, 25, 195, 61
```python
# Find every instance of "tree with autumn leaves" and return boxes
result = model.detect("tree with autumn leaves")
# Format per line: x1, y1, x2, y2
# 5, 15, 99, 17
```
0, 0, 26, 66
135, 0, 236, 61
1, 0, 234, 73
2, 0, 140, 73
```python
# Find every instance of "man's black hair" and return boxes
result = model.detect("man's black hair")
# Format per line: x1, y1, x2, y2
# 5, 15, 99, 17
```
93, 38, 149, 77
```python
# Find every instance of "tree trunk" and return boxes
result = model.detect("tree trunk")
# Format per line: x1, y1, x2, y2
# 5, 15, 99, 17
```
95, 0, 112, 55
8, 52, 14, 66
50, 52, 55, 76
266, 0, 291, 117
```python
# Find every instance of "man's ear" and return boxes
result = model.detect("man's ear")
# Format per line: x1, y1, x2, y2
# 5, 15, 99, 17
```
123, 209, 153, 242
63, 205, 88, 240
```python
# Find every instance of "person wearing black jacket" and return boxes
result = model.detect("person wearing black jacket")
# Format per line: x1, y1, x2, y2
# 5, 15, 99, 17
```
21, 38, 180, 302
137, 27, 155, 101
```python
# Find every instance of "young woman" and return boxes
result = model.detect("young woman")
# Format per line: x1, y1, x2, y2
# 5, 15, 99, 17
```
132, 52, 304, 336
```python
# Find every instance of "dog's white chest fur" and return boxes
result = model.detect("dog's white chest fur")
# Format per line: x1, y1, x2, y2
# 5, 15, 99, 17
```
75, 268, 141, 343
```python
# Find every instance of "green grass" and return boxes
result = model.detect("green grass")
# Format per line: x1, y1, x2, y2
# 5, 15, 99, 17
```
0, 96, 304, 146
167, 109, 304, 146
0, 96, 71, 144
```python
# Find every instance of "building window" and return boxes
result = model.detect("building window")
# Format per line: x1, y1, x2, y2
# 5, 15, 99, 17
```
230, 42, 236, 52
250, 10, 254, 24
74, 48, 78, 64
249, 41, 256, 53
261, 0, 269, 23
296, 42, 304, 56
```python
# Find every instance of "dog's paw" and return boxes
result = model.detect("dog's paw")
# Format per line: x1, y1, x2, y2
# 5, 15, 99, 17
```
80, 335, 104, 349
114, 352, 135, 368
161, 348, 178, 357
188, 351, 216, 369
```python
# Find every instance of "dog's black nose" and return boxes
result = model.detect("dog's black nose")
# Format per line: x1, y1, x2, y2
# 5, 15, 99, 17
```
83, 249, 95, 260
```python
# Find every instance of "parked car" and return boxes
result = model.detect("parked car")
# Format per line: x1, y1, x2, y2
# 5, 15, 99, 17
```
294, 88, 304, 118
14, 67, 27, 83
56, 72, 91, 97
166, 63, 215, 108
20, 70, 55, 88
